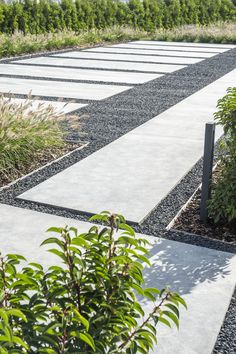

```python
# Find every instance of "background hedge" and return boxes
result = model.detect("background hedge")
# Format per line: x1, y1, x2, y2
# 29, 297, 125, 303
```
0, 0, 236, 35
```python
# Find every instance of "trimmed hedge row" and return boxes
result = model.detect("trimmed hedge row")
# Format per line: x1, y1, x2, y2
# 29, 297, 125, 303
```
0, 0, 236, 35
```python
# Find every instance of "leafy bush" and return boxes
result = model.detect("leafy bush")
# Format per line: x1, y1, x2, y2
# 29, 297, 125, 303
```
0, 0, 235, 35
208, 87, 236, 227
0, 96, 65, 181
0, 212, 186, 353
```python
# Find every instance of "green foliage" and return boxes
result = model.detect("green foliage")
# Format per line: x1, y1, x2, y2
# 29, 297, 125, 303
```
1, 22, 236, 59
0, 96, 65, 181
0, 0, 235, 35
208, 87, 236, 226
0, 212, 187, 353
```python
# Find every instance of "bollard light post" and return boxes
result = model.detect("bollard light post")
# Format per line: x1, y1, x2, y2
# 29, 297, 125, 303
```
200, 122, 216, 224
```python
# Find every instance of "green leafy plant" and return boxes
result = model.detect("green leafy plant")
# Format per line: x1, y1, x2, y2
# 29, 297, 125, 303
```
0, 212, 186, 353
0, 0, 235, 36
208, 87, 236, 228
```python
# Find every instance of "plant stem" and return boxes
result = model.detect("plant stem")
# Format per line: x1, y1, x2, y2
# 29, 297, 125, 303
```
118, 293, 169, 351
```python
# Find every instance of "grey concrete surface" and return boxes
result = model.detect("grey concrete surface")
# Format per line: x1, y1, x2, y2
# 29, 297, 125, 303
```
17, 56, 186, 73
131, 40, 236, 49
54, 50, 202, 65
113, 43, 228, 53
0, 77, 132, 100
0, 204, 236, 354
2, 97, 86, 113
0, 64, 162, 84
18, 68, 235, 223
111, 42, 232, 56
86, 46, 216, 58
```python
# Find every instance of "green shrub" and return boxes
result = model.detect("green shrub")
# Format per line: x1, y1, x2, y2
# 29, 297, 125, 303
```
0, 0, 235, 35
208, 87, 236, 227
0, 212, 186, 353
0, 96, 65, 181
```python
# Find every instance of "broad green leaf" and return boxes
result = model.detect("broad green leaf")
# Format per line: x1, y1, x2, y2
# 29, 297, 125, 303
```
74, 309, 89, 331
163, 311, 179, 329
7, 309, 27, 322
71, 332, 95, 351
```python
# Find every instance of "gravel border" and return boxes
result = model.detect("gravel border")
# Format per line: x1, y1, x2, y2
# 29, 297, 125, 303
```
0, 45, 236, 352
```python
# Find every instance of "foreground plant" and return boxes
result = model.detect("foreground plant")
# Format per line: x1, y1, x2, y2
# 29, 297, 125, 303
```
0, 212, 186, 353
208, 87, 236, 229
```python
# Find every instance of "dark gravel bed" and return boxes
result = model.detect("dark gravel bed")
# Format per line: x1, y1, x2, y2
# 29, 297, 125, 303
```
173, 188, 236, 244
0, 46, 236, 352
213, 286, 236, 354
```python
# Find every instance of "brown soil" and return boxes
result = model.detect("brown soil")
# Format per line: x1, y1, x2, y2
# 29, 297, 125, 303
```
173, 189, 236, 244
0, 142, 82, 188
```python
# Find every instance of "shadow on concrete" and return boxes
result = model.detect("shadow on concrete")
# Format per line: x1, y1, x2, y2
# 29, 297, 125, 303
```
142, 238, 233, 297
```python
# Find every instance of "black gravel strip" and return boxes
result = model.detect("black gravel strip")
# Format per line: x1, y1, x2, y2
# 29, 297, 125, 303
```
0, 73, 134, 86
213, 286, 236, 354
127, 42, 234, 50
111, 44, 227, 54
85, 49, 208, 59
50, 54, 190, 66
4, 61, 167, 74
0, 92, 93, 104
1, 46, 236, 353
0, 45, 97, 63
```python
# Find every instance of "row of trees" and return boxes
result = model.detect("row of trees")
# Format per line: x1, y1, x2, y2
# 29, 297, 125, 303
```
0, 0, 236, 35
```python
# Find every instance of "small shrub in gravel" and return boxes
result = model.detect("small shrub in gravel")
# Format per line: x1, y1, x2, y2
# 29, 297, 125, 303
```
0, 212, 186, 353
0, 96, 65, 182
208, 87, 236, 230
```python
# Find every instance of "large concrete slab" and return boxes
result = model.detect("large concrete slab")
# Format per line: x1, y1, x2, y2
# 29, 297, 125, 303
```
0, 204, 236, 354
112, 43, 227, 53
86, 46, 216, 58
54, 50, 202, 65
18, 69, 236, 223
0, 77, 132, 101
0, 64, 162, 84
16, 56, 185, 73
131, 40, 236, 49
2, 97, 86, 113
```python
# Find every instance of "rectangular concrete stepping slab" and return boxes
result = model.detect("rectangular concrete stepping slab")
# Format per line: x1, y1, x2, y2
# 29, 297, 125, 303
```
2, 97, 86, 113
0, 77, 132, 101
0, 203, 236, 354
54, 50, 202, 65
85, 46, 216, 58
131, 40, 236, 49
0, 64, 162, 84
16, 56, 186, 73
112, 43, 228, 53
18, 69, 236, 223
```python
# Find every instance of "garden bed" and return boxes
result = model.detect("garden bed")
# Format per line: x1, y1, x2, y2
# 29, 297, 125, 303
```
0, 142, 86, 189
172, 188, 236, 244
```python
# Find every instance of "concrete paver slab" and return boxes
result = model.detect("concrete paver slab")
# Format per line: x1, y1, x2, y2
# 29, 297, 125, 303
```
0, 204, 236, 354
0, 77, 132, 101
16, 56, 185, 73
0, 64, 162, 84
86, 46, 216, 58
131, 40, 236, 49
2, 97, 86, 113
18, 69, 236, 223
54, 50, 202, 65
112, 43, 227, 53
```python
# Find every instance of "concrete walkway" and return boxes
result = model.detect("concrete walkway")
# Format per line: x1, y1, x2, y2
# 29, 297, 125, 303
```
0, 203, 235, 354
18, 68, 235, 223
